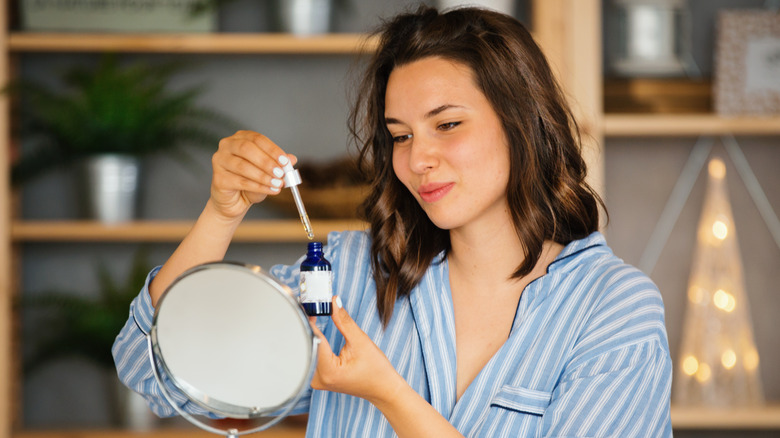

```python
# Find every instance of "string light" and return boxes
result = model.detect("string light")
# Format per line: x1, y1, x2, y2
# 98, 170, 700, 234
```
687, 285, 705, 304
721, 349, 737, 369
695, 363, 712, 383
708, 158, 726, 179
682, 355, 699, 376
712, 218, 729, 240
745, 349, 760, 372
713, 289, 736, 312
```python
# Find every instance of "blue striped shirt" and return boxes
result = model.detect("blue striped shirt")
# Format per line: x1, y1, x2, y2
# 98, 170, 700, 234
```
113, 231, 673, 437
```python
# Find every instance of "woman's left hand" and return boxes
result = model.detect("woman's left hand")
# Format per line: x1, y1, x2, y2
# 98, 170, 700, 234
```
310, 296, 465, 438
309, 296, 403, 405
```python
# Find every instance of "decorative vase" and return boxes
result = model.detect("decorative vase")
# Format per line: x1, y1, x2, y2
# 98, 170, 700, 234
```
279, 0, 332, 35
437, 0, 515, 15
78, 154, 141, 224
606, 0, 692, 77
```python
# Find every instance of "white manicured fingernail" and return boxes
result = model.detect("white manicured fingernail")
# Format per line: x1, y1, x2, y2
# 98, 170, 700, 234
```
278, 155, 289, 165
335, 296, 343, 309
271, 178, 283, 187
273, 167, 284, 178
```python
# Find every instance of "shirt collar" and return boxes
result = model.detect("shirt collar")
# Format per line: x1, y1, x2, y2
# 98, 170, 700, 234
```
548, 231, 609, 273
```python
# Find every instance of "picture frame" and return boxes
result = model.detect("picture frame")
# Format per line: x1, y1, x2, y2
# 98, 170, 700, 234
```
714, 10, 780, 116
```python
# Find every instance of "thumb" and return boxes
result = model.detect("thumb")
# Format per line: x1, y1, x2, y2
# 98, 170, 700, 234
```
330, 295, 361, 342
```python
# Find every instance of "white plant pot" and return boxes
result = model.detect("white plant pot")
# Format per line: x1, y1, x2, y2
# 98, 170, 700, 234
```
79, 154, 141, 224
279, 0, 332, 36
437, 0, 515, 15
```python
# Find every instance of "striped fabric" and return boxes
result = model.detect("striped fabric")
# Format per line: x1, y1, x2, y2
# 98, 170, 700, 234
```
113, 231, 673, 437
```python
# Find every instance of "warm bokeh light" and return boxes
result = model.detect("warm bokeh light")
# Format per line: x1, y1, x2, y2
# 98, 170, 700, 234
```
688, 286, 705, 304
695, 363, 712, 383
712, 219, 729, 240
708, 158, 726, 179
745, 348, 760, 372
713, 289, 736, 312
721, 349, 737, 369
682, 355, 699, 376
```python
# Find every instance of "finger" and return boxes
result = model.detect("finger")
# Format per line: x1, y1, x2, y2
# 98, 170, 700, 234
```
309, 317, 328, 346
308, 316, 340, 390
329, 296, 361, 343
225, 155, 284, 193
231, 131, 290, 169
218, 132, 287, 176
212, 157, 281, 196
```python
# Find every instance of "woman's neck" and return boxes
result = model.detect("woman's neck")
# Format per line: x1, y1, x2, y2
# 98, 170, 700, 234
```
447, 216, 562, 290
448, 215, 524, 286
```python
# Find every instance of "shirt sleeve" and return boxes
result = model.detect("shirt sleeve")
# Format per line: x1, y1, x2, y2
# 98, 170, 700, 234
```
111, 266, 220, 418
541, 338, 673, 437
540, 267, 673, 437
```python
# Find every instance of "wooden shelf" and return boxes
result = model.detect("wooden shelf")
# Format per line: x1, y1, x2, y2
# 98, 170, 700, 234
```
604, 114, 780, 137
14, 425, 305, 437
11, 220, 366, 243
8, 32, 377, 54
671, 403, 780, 430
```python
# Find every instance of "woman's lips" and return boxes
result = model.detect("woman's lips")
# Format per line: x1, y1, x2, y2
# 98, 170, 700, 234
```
417, 182, 454, 203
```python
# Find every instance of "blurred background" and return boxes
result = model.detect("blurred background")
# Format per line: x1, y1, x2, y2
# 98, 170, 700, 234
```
3, 0, 778, 437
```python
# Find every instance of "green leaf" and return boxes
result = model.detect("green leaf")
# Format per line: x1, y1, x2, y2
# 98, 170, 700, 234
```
6, 54, 240, 185
21, 249, 153, 371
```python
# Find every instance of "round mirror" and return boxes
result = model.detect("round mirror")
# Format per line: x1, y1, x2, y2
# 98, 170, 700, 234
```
147, 261, 317, 437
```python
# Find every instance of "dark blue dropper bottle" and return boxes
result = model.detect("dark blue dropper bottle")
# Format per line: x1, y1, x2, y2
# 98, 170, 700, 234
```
299, 241, 332, 316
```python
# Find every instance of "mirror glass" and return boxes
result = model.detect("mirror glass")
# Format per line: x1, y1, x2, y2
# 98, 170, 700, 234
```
150, 262, 315, 421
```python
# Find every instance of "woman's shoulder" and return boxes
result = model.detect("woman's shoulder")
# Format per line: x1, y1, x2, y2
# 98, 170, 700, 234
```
556, 232, 660, 299
555, 232, 669, 357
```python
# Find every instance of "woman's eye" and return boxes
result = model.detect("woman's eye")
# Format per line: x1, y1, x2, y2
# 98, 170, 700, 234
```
393, 134, 412, 144
438, 121, 460, 131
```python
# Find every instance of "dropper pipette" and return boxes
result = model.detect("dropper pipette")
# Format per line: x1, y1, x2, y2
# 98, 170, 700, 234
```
281, 158, 315, 240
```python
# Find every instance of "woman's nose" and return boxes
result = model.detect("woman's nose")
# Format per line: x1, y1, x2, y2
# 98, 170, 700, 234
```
408, 137, 439, 174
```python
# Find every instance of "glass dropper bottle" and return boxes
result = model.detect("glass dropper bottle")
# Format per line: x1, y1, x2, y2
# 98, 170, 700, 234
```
299, 241, 333, 316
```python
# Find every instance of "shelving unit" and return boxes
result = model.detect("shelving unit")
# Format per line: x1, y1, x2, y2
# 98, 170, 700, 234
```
11, 220, 365, 243
671, 404, 780, 430
8, 32, 378, 54
0, 0, 778, 437
604, 114, 780, 137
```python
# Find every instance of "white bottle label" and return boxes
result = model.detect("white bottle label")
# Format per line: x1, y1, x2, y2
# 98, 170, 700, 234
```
299, 270, 333, 303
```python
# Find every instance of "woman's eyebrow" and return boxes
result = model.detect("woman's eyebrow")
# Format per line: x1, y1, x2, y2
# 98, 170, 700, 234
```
385, 104, 465, 125
425, 104, 464, 119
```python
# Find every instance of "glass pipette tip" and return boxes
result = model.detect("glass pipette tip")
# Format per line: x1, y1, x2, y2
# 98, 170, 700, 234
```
290, 185, 314, 240
281, 158, 315, 240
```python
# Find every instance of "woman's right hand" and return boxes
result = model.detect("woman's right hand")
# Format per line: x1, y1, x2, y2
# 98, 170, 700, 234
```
210, 130, 297, 220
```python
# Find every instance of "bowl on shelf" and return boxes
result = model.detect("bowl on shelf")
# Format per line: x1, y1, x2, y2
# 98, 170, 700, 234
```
265, 156, 370, 220
266, 184, 369, 219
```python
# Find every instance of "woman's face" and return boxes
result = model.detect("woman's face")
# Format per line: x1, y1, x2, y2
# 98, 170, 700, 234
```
385, 57, 511, 232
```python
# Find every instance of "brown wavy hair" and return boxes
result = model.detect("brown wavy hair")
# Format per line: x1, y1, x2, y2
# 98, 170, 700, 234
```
349, 6, 605, 326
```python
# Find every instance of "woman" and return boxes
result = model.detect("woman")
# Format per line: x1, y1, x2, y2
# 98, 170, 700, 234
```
113, 6, 672, 437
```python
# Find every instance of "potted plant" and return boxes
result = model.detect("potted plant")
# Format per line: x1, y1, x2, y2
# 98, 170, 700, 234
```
21, 250, 155, 428
8, 54, 237, 223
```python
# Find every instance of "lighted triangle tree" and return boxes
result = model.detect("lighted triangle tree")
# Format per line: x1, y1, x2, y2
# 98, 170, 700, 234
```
673, 157, 764, 406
